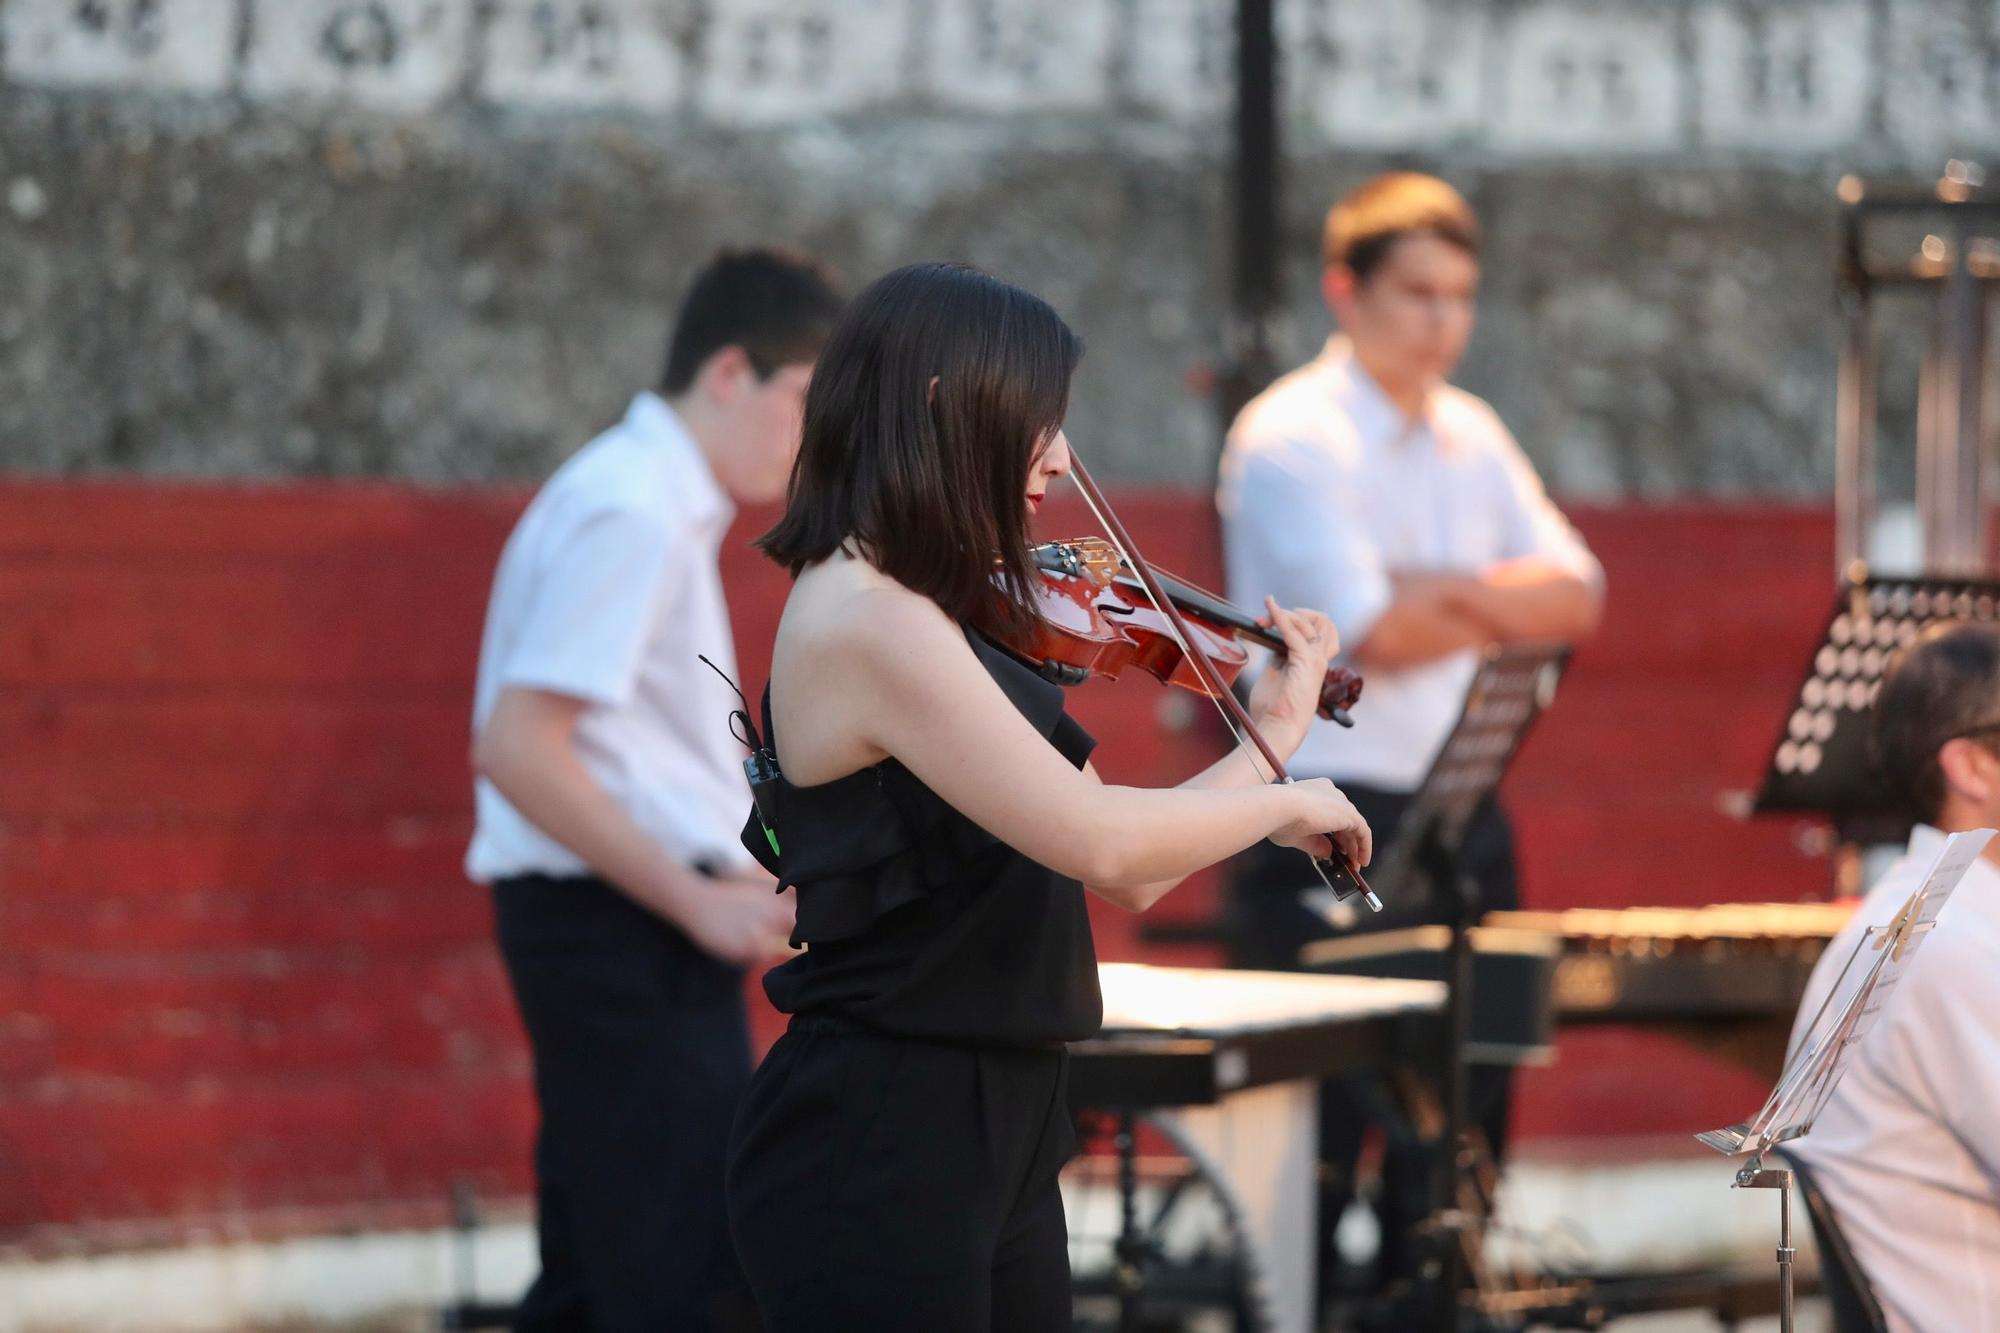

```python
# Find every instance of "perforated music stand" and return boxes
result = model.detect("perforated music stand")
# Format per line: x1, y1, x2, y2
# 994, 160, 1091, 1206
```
1753, 568, 2000, 832
1694, 828, 1994, 1333
1306, 642, 1569, 1332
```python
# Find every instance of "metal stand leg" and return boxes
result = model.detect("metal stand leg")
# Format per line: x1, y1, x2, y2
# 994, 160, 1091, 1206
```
1116, 1110, 1145, 1333
1414, 843, 1483, 1333
446, 1179, 482, 1331
1778, 1170, 1796, 1333
1736, 1161, 1795, 1333
1443, 905, 1476, 1330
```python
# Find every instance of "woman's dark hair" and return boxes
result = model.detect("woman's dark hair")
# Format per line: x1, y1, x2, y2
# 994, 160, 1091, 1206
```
757, 262, 1083, 633
1874, 621, 2000, 823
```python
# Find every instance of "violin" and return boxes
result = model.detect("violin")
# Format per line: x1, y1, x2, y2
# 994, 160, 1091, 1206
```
1006, 537, 1363, 728
991, 457, 1382, 912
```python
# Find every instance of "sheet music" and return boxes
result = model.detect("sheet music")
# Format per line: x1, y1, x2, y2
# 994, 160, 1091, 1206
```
1321, 644, 1566, 924
1789, 828, 1984, 1069
1698, 828, 1994, 1157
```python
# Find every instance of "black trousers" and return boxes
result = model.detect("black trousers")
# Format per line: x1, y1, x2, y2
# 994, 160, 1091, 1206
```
1224, 785, 1518, 1295
494, 873, 756, 1333
727, 1017, 1075, 1332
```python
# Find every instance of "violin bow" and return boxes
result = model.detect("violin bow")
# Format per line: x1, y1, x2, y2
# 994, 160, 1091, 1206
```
1063, 448, 1383, 912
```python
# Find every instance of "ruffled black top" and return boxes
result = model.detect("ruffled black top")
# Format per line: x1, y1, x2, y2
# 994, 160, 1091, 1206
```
741, 629, 1103, 1046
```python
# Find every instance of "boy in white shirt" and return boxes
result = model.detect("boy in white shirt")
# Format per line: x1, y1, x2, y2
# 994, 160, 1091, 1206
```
468, 248, 842, 1331
1788, 622, 2000, 1332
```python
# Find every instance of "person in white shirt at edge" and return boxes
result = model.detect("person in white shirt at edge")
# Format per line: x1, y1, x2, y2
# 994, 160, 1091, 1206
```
1215, 172, 1605, 1304
466, 248, 843, 1333
1786, 622, 2000, 1333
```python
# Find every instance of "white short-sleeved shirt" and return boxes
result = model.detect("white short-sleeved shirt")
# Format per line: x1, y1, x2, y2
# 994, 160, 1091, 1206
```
465, 392, 757, 882
1216, 337, 1601, 791
1787, 825, 2000, 1333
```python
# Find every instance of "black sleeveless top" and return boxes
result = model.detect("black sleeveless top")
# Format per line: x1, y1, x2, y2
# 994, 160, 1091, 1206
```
740, 629, 1103, 1046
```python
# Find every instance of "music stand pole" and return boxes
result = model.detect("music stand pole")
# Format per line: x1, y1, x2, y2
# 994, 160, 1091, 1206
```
1114, 1110, 1144, 1333
1417, 825, 1479, 1333
1735, 1159, 1797, 1333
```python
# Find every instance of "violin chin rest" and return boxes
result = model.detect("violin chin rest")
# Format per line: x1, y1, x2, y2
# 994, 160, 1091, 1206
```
1035, 658, 1092, 688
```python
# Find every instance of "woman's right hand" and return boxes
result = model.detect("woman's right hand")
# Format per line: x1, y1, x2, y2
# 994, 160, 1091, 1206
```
1269, 778, 1372, 869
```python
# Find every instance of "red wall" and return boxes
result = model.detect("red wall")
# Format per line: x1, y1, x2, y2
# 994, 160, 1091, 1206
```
0, 481, 1835, 1245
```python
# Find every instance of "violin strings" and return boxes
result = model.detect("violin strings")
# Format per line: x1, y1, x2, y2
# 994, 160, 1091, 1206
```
1068, 470, 1278, 786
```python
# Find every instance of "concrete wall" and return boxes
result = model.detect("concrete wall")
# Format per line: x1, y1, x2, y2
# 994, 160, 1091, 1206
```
0, 0, 1995, 491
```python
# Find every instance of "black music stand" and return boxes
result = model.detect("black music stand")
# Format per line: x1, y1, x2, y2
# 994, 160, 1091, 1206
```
1361, 644, 1569, 1332
1752, 568, 2000, 845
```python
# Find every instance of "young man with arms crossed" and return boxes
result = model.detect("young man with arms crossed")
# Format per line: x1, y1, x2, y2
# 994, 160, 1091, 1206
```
1217, 172, 1603, 1301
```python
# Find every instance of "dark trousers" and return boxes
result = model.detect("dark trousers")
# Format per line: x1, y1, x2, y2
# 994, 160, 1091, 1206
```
494, 873, 756, 1333
1224, 785, 1518, 1295
727, 1017, 1075, 1332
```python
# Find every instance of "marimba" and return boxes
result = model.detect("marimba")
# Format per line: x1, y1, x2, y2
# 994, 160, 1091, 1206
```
1301, 902, 1859, 1073
1068, 964, 1444, 1333
1484, 902, 1855, 1024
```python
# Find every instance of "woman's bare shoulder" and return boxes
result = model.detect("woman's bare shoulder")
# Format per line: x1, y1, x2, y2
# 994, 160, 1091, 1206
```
780, 556, 961, 674
769, 558, 977, 782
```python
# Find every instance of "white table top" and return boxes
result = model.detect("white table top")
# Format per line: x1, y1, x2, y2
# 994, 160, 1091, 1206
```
1096, 962, 1443, 1037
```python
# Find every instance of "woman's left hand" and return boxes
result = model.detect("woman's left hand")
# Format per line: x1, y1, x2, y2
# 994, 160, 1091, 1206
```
1245, 597, 1340, 759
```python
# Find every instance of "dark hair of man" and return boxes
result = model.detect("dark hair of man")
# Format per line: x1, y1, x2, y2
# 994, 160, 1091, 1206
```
660, 246, 845, 395
757, 262, 1082, 637
1322, 171, 1482, 282
1873, 621, 2000, 823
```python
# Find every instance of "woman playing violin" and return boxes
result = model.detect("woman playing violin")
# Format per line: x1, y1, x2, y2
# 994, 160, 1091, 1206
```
725, 261, 1372, 1331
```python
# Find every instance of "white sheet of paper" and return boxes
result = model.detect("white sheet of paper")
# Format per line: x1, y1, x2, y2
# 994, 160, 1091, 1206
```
1702, 827, 1995, 1155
